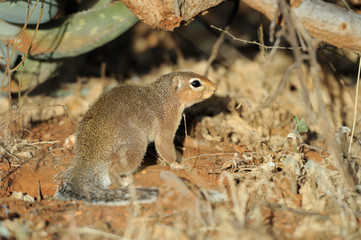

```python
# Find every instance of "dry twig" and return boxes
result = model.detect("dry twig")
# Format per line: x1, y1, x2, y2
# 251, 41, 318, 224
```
348, 56, 361, 155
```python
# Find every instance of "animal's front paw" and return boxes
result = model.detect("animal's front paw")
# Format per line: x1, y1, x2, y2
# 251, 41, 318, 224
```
170, 162, 186, 170
119, 175, 134, 187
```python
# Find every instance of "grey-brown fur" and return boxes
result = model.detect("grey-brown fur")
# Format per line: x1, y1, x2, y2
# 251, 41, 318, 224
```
55, 72, 216, 204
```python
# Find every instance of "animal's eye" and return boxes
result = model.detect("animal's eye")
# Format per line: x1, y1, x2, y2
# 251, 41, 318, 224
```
190, 79, 202, 88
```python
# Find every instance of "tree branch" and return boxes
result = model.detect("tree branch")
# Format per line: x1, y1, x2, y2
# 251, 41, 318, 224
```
120, 0, 224, 31
242, 0, 361, 51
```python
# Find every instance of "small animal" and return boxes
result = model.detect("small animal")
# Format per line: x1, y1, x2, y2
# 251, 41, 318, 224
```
55, 72, 216, 205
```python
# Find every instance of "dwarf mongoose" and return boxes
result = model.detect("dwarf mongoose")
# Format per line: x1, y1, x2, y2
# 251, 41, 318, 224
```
55, 72, 216, 205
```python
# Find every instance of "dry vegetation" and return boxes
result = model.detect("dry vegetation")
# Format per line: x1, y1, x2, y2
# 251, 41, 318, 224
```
1, 1, 361, 239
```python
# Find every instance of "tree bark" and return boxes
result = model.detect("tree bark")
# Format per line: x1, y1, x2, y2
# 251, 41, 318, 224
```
242, 0, 361, 51
120, 0, 224, 31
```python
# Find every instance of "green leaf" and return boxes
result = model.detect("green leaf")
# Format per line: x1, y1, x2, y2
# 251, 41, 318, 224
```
294, 116, 308, 133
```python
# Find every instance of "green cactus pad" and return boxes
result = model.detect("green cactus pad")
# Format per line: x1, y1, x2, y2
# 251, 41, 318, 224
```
0, 0, 59, 25
10, 1, 138, 59
0, 20, 22, 39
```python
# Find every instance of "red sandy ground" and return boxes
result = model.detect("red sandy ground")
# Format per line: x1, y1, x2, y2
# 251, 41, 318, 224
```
0, 118, 240, 238
0, 117, 331, 239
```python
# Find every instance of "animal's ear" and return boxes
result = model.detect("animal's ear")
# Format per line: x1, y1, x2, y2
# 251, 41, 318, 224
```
172, 76, 182, 92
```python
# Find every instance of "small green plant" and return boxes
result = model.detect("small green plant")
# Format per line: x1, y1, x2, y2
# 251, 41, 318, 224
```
293, 115, 308, 136
285, 116, 309, 153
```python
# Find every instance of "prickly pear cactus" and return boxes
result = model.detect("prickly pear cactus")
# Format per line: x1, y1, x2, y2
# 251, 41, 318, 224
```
0, 0, 138, 92
0, 0, 59, 24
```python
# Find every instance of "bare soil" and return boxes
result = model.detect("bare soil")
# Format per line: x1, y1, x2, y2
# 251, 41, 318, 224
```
0, 116, 250, 239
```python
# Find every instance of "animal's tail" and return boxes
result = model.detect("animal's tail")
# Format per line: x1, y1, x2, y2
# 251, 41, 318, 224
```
54, 182, 158, 205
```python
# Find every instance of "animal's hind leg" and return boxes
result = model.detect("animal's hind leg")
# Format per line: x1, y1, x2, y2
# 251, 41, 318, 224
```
108, 139, 147, 187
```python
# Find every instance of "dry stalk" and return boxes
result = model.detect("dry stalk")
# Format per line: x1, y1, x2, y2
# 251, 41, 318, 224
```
211, 25, 298, 51
255, 63, 298, 111
182, 113, 189, 161
204, 26, 228, 77
348, 56, 361, 155
73, 227, 123, 240
277, 0, 313, 118
182, 152, 238, 161
10, 0, 44, 73
204, 0, 239, 77
276, 0, 357, 189
1, 0, 45, 145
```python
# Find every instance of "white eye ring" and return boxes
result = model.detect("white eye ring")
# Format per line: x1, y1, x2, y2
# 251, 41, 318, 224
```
189, 78, 203, 89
